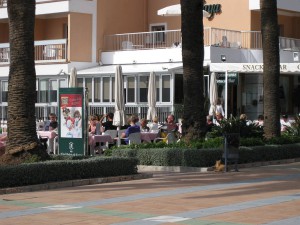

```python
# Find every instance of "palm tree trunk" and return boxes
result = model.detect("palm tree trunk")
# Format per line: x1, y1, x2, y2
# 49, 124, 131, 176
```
181, 0, 206, 141
260, 0, 281, 138
4, 0, 47, 161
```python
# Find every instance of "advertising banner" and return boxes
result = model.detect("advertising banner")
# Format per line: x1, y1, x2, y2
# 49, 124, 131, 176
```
59, 88, 85, 155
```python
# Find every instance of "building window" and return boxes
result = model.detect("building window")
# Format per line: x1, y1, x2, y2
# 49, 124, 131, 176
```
49, 80, 58, 103
127, 77, 135, 103
112, 77, 115, 102
40, 80, 48, 103
1, 81, 8, 102
94, 78, 101, 102
139, 76, 149, 102
103, 77, 110, 102
162, 75, 170, 102
156, 75, 160, 102
174, 74, 183, 104
150, 24, 166, 43
86, 78, 93, 102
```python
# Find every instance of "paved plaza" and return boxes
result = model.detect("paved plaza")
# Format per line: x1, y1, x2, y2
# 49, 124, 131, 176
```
1, 162, 300, 224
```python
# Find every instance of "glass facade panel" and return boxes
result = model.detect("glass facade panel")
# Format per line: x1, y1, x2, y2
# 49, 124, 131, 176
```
49, 80, 57, 103
112, 77, 115, 102
139, 76, 148, 102
1, 81, 8, 102
94, 78, 101, 102
162, 75, 170, 102
40, 80, 48, 103
86, 78, 92, 102
127, 77, 135, 102
156, 76, 160, 102
103, 77, 110, 102
77, 78, 83, 88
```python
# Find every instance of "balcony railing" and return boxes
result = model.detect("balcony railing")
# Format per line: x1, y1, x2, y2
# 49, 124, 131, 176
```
103, 27, 300, 52
1, 0, 68, 8
0, 39, 67, 65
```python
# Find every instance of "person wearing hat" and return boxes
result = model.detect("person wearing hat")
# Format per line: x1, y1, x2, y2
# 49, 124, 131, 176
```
280, 114, 291, 132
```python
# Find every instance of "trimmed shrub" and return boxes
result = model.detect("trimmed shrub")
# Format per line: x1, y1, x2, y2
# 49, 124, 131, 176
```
0, 157, 138, 188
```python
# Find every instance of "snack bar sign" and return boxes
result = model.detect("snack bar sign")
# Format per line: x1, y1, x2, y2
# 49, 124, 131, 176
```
216, 72, 238, 85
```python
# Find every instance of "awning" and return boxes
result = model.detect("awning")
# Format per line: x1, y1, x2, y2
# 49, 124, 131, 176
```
77, 63, 183, 75
210, 63, 300, 73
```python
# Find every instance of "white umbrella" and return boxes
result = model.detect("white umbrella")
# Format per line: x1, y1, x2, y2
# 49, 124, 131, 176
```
157, 4, 210, 17
147, 71, 157, 121
209, 72, 218, 116
69, 67, 77, 87
113, 65, 125, 146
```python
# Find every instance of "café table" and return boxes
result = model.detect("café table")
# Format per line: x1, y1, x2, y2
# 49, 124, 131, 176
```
141, 132, 159, 143
89, 134, 114, 155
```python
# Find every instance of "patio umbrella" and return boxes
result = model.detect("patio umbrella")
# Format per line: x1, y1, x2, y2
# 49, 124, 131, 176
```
113, 65, 125, 146
69, 67, 77, 87
157, 4, 210, 17
147, 71, 157, 121
209, 72, 218, 116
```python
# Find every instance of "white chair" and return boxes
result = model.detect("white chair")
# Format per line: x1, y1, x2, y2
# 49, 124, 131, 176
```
36, 121, 44, 131
43, 45, 56, 58
104, 130, 118, 139
128, 132, 141, 144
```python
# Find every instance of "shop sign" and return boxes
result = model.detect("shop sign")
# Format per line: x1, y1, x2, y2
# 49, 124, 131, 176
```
203, 4, 221, 17
216, 72, 238, 85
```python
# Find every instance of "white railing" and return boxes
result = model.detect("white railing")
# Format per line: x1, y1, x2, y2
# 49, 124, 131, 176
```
0, 39, 67, 65
103, 27, 300, 52
104, 30, 182, 51
0, 104, 183, 123
1, 0, 68, 7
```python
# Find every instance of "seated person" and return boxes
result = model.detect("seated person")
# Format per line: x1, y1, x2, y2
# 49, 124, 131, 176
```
140, 118, 150, 132
42, 113, 58, 154
214, 112, 224, 126
88, 115, 98, 135
99, 112, 117, 132
255, 114, 264, 127
121, 115, 140, 144
160, 114, 178, 140
206, 115, 214, 132
150, 116, 159, 131
44, 113, 58, 131
281, 114, 291, 132
165, 114, 178, 132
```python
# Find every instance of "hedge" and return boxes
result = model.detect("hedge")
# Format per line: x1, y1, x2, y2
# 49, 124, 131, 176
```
112, 143, 300, 167
0, 157, 138, 188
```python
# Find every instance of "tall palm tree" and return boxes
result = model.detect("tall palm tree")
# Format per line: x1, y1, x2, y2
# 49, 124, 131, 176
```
2, 0, 47, 164
260, 0, 281, 138
181, 0, 206, 141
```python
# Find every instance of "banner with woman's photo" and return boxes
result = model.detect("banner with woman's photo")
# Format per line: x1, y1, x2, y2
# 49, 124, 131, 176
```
59, 88, 85, 155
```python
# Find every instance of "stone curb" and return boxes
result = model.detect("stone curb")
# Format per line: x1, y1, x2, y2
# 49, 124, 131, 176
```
138, 158, 300, 173
0, 173, 153, 195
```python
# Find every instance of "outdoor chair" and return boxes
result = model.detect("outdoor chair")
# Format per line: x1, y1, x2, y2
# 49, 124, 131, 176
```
103, 130, 118, 148
128, 132, 141, 144
154, 132, 177, 144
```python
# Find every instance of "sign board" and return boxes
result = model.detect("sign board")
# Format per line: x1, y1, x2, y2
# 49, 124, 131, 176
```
216, 72, 238, 85
59, 88, 85, 155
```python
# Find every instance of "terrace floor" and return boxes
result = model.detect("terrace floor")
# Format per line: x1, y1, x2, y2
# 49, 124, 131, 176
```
1, 161, 300, 224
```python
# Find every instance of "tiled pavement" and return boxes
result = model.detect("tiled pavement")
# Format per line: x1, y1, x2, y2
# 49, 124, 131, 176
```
1, 162, 300, 224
